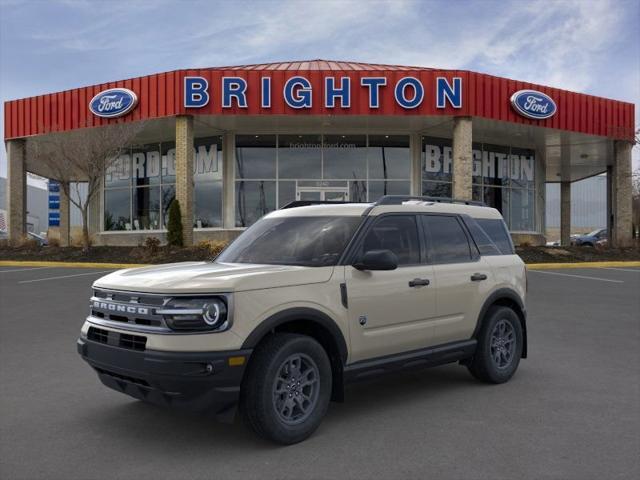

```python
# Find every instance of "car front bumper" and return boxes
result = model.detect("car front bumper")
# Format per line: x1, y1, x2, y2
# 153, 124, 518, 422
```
77, 336, 252, 421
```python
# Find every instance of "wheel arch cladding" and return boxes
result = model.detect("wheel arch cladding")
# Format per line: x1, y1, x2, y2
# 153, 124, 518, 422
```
241, 308, 348, 401
474, 289, 527, 358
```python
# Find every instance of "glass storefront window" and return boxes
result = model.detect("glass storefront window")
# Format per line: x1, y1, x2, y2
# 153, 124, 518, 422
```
104, 136, 223, 232
278, 135, 322, 179
235, 134, 411, 227
236, 180, 276, 227
423, 137, 453, 183
236, 135, 276, 179
161, 184, 175, 227
104, 188, 131, 231
368, 180, 410, 201
132, 143, 161, 187
509, 189, 535, 231
323, 135, 367, 179
423, 136, 537, 231
194, 136, 223, 228
132, 186, 160, 230
368, 135, 410, 180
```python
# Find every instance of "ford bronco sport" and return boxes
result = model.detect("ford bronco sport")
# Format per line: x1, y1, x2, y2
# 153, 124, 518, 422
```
78, 196, 527, 444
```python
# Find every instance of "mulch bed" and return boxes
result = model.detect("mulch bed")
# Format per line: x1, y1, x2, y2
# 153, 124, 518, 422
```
0, 245, 216, 264
1, 243, 639, 265
516, 245, 640, 263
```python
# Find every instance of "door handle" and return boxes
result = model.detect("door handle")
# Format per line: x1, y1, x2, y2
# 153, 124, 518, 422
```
470, 273, 488, 282
409, 278, 430, 287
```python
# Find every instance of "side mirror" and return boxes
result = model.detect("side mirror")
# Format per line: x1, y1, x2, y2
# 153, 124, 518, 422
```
353, 249, 398, 271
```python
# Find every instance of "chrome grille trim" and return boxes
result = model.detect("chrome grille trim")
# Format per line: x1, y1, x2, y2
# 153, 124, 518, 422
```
89, 288, 234, 335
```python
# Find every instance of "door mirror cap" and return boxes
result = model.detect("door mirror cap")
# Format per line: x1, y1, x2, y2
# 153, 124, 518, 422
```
353, 249, 398, 271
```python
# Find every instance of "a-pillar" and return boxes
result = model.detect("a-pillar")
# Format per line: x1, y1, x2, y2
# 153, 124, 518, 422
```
610, 141, 633, 247
560, 181, 571, 246
452, 117, 472, 200
6, 139, 27, 244
175, 115, 194, 246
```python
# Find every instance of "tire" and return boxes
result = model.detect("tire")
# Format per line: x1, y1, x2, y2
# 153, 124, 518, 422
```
467, 306, 523, 384
240, 333, 332, 444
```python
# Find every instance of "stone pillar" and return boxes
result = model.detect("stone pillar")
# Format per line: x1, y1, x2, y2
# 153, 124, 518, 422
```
222, 133, 236, 228
409, 133, 422, 196
452, 117, 473, 200
606, 165, 613, 244
611, 141, 633, 247
175, 115, 194, 246
59, 182, 70, 247
6, 139, 27, 244
560, 181, 571, 246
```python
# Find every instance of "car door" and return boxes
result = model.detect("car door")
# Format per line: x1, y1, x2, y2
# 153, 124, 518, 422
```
421, 214, 492, 345
345, 214, 436, 362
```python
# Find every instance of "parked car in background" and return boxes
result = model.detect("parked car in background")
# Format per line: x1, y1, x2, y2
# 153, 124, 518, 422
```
27, 231, 48, 246
571, 229, 607, 247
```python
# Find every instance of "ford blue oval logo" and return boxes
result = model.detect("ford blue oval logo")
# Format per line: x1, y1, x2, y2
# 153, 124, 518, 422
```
510, 89, 556, 120
89, 88, 138, 118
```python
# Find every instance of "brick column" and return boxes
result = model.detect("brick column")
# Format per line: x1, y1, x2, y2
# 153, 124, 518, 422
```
6, 139, 27, 244
175, 116, 194, 246
611, 141, 633, 247
452, 117, 472, 200
222, 133, 236, 228
59, 182, 70, 247
560, 181, 571, 246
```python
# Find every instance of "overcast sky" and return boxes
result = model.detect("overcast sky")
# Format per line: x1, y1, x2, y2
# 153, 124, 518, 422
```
1, 0, 638, 180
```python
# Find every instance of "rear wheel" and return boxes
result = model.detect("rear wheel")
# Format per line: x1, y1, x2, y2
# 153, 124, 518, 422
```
240, 333, 332, 444
468, 306, 522, 384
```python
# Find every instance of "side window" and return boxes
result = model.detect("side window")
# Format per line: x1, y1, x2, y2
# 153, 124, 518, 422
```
476, 218, 514, 254
462, 216, 501, 256
423, 215, 472, 263
360, 215, 420, 266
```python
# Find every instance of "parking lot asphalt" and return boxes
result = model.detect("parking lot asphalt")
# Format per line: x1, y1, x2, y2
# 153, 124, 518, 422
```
1, 265, 639, 480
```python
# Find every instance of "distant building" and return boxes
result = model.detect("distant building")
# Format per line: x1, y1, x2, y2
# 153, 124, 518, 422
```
0, 176, 48, 234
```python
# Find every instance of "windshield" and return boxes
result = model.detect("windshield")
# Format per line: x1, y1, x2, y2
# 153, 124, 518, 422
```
587, 229, 603, 237
217, 216, 362, 267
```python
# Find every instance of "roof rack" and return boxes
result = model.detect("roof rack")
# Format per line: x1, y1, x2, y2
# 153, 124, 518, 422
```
374, 195, 486, 207
280, 200, 368, 210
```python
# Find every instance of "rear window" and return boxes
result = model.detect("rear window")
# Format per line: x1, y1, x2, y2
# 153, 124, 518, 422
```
475, 218, 514, 255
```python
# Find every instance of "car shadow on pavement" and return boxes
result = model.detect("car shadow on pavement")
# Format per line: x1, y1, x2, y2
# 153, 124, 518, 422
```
81, 364, 481, 449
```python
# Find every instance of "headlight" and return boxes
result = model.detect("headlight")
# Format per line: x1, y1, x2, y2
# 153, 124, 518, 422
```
157, 297, 230, 332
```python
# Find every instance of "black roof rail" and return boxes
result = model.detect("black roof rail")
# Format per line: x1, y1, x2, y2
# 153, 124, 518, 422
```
280, 200, 369, 210
374, 195, 486, 207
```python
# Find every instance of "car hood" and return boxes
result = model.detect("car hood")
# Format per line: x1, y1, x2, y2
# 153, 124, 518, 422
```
93, 261, 335, 294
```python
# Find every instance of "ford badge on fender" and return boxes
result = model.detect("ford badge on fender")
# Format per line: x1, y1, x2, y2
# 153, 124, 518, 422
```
89, 88, 138, 118
510, 89, 556, 120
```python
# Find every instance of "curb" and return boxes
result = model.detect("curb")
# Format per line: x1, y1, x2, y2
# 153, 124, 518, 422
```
526, 261, 640, 270
2, 260, 639, 270
0, 260, 149, 269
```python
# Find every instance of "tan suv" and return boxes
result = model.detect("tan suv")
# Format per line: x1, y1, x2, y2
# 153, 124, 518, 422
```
78, 196, 527, 444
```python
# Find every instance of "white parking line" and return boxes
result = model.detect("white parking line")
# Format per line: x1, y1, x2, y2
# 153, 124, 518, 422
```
18, 270, 114, 284
0, 266, 56, 273
529, 270, 624, 283
599, 267, 640, 273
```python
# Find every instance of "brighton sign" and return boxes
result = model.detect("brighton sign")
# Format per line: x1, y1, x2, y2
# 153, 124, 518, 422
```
89, 88, 138, 118
510, 89, 557, 120
183, 75, 463, 110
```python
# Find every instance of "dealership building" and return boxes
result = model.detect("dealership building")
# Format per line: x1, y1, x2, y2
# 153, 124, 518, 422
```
3, 60, 635, 246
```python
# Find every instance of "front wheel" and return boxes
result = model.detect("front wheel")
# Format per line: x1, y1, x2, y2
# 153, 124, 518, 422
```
467, 306, 523, 384
240, 333, 332, 444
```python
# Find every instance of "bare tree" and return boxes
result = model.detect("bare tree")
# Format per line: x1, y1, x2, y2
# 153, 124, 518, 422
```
27, 121, 144, 250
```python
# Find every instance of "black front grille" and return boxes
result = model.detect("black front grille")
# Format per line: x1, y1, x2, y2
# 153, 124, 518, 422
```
119, 333, 147, 351
87, 327, 108, 344
86, 327, 147, 352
